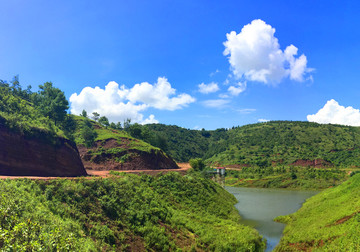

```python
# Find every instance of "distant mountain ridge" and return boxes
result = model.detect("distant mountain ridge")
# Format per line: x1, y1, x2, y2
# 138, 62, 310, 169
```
144, 121, 360, 168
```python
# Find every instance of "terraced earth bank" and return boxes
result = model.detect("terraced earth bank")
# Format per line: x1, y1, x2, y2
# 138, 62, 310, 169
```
0, 122, 87, 177
78, 137, 179, 171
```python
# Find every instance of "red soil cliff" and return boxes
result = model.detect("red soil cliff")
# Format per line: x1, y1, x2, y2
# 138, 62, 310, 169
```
0, 124, 87, 177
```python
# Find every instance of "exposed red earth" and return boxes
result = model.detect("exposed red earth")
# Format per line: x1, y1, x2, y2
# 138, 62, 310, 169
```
78, 138, 178, 171
0, 124, 87, 177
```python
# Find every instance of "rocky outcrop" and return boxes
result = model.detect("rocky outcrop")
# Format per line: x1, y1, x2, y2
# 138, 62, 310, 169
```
79, 138, 179, 171
0, 124, 87, 176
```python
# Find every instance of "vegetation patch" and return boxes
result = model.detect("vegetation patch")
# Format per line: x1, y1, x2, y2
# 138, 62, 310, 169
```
0, 173, 265, 251
274, 173, 360, 251
225, 166, 349, 190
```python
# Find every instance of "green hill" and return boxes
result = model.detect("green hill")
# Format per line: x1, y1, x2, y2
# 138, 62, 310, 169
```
0, 173, 265, 251
73, 117, 179, 170
0, 85, 65, 141
142, 121, 360, 168
142, 124, 228, 162
274, 173, 360, 251
208, 121, 360, 168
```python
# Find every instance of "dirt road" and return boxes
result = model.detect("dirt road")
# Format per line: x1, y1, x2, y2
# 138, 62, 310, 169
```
0, 163, 191, 180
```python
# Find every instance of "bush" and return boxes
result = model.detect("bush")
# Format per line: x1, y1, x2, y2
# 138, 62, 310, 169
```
189, 158, 205, 171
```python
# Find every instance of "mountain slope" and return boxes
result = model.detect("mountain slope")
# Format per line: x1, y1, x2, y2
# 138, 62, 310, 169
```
0, 86, 86, 176
144, 121, 360, 168
74, 117, 179, 171
208, 121, 360, 168
274, 173, 360, 251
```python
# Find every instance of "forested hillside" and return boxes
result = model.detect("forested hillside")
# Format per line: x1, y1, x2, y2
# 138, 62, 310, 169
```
135, 121, 360, 168
209, 121, 360, 168
0, 173, 265, 251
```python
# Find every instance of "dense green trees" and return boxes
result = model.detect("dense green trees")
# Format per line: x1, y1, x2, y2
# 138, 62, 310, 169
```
189, 158, 205, 171
35, 82, 69, 125
80, 119, 98, 147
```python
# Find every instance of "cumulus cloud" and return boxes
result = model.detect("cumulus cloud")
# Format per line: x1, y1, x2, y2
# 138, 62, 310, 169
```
202, 99, 230, 108
141, 114, 159, 125
228, 82, 247, 96
69, 77, 195, 124
223, 19, 312, 84
198, 82, 220, 94
307, 99, 360, 126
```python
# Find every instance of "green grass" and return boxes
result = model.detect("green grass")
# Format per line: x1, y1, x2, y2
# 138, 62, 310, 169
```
274, 173, 360, 251
73, 116, 159, 155
225, 167, 349, 190
0, 87, 65, 140
0, 173, 265, 251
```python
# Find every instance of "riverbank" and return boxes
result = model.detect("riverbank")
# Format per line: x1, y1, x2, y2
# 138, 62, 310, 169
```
226, 186, 318, 251
274, 173, 360, 251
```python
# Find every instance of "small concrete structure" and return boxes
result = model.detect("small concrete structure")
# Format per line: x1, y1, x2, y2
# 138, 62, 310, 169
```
214, 167, 226, 176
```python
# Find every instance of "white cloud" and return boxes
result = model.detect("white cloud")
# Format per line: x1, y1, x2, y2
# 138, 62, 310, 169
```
198, 82, 220, 94
127, 77, 195, 110
307, 99, 360, 126
237, 108, 256, 114
223, 19, 313, 84
258, 119, 270, 123
141, 114, 159, 125
210, 69, 220, 77
228, 82, 247, 96
69, 77, 195, 124
202, 99, 230, 108
218, 93, 230, 98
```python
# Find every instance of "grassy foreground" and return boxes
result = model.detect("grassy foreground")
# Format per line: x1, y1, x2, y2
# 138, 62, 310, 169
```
0, 172, 265, 251
274, 173, 360, 251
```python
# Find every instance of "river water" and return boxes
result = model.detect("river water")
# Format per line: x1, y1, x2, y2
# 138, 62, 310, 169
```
225, 187, 318, 251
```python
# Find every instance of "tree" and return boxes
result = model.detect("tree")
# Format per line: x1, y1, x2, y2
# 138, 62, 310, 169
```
36, 82, 69, 125
123, 118, 131, 130
61, 114, 77, 141
189, 158, 205, 171
129, 123, 142, 139
81, 119, 98, 147
81, 109, 88, 118
99, 116, 110, 127
92, 112, 100, 122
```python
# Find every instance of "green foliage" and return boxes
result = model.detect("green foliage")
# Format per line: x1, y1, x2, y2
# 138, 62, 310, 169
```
225, 167, 348, 190
274, 173, 360, 251
35, 82, 69, 125
208, 121, 360, 168
80, 109, 88, 118
189, 158, 206, 171
92, 111, 100, 121
143, 121, 360, 168
0, 86, 65, 141
80, 119, 98, 147
141, 124, 228, 162
0, 174, 265, 251
98, 116, 110, 127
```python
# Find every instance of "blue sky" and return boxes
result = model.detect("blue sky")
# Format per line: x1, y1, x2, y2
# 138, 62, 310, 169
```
1, 0, 360, 129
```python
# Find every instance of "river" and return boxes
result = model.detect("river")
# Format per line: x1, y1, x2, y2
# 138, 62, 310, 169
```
225, 187, 318, 251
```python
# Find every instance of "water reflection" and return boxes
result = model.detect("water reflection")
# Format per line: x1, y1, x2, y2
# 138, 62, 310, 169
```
225, 187, 318, 251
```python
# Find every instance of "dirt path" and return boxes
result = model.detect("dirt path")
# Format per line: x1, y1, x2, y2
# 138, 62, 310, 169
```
86, 163, 191, 177
0, 163, 191, 180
